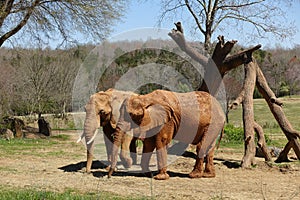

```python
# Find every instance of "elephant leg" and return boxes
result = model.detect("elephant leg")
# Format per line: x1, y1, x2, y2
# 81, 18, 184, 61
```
86, 142, 95, 173
203, 148, 216, 178
103, 133, 113, 169
120, 133, 133, 168
154, 124, 173, 180
141, 136, 156, 177
130, 137, 138, 165
189, 143, 204, 178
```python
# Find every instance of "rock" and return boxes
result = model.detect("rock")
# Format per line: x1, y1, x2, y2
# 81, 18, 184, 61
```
0, 128, 14, 140
1, 117, 25, 138
255, 146, 282, 158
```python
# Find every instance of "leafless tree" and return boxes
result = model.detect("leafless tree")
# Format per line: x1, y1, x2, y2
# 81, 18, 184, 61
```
0, 0, 127, 47
169, 23, 300, 168
15, 48, 57, 116
52, 47, 88, 118
0, 57, 16, 116
158, 0, 296, 50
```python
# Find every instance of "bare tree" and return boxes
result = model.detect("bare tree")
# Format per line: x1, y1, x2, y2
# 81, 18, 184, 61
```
0, 0, 127, 47
286, 57, 300, 95
0, 57, 16, 116
15, 48, 57, 116
169, 23, 300, 168
158, 0, 296, 50
52, 47, 89, 118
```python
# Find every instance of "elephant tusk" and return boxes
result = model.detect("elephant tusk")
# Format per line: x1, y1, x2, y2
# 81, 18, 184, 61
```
86, 129, 99, 145
76, 133, 84, 143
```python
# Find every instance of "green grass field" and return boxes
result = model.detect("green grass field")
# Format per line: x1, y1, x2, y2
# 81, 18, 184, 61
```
227, 95, 300, 146
0, 186, 149, 200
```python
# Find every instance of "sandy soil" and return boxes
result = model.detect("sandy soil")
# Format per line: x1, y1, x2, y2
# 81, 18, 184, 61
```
0, 131, 299, 200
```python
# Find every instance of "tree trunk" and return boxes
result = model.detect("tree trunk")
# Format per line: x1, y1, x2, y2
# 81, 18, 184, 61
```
255, 66, 300, 161
204, 32, 212, 52
241, 61, 256, 167
254, 122, 272, 161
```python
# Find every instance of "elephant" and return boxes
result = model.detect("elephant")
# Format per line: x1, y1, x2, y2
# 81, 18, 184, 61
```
108, 90, 225, 180
77, 88, 138, 173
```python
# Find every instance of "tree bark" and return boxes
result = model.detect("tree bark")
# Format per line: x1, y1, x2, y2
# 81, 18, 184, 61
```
254, 122, 272, 161
241, 61, 257, 167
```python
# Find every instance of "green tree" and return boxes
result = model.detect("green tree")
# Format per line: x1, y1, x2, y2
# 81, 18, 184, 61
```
0, 0, 127, 47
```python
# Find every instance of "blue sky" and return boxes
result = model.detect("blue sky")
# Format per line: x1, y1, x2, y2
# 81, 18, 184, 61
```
112, 1, 300, 49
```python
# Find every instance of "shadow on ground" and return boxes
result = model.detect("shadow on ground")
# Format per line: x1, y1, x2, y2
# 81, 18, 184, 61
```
58, 151, 242, 178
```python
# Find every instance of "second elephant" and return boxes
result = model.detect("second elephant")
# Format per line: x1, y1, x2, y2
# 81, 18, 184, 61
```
78, 88, 138, 173
109, 90, 225, 180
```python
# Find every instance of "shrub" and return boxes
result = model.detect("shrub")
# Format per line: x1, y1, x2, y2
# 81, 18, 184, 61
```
223, 124, 244, 144
222, 123, 272, 145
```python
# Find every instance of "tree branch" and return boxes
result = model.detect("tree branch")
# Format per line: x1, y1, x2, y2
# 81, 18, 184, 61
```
0, 0, 40, 47
254, 122, 272, 161
0, 0, 14, 27
168, 28, 209, 66
184, 0, 205, 35
218, 0, 265, 10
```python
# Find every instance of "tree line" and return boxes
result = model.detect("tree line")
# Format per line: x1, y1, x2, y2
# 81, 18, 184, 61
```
0, 41, 299, 119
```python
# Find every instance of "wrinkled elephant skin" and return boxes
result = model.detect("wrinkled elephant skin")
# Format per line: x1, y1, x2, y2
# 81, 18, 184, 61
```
109, 90, 225, 180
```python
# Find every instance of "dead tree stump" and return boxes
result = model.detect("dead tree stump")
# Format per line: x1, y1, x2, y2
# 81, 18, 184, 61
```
38, 117, 51, 136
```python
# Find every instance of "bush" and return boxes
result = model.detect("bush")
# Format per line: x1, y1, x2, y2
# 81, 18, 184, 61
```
223, 124, 244, 144
222, 123, 272, 145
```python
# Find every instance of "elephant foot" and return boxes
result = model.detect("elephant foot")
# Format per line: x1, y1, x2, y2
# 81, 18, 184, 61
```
203, 165, 215, 178
107, 167, 115, 178
105, 165, 111, 171
154, 173, 170, 180
203, 168, 215, 178
189, 169, 203, 178
202, 171, 216, 178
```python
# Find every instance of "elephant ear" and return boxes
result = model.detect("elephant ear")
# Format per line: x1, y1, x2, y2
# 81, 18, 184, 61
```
138, 103, 171, 134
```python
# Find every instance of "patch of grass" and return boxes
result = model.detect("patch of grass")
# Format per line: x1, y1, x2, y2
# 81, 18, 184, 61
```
0, 186, 149, 200
51, 134, 70, 141
228, 96, 300, 147
0, 138, 67, 158
0, 134, 86, 160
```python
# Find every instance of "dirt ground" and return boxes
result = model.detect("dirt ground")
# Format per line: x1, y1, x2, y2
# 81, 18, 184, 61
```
0, 131, 299, 200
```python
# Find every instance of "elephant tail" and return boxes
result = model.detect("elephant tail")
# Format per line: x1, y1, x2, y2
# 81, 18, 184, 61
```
216, 123, 225, 149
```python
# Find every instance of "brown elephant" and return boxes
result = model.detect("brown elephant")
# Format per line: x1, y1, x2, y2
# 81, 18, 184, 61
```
108, 90, 225, 180
77, 88, 138, 173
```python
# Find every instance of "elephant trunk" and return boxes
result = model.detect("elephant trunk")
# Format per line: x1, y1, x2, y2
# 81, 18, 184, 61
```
108, 127, 124, 178
83, 112, 99, 174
